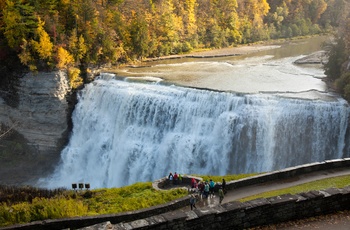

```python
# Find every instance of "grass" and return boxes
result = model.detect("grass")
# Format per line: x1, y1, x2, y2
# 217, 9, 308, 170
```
82, 182, 188, 215
239, 175, 350, 202
0, 182, 188, 227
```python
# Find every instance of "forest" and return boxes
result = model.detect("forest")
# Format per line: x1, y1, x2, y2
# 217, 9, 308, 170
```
323, 4, 350, 101
0, 0, 349, 90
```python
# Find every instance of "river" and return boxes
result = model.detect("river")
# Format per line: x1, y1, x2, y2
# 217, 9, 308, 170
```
114, 36, 330, 99
42, 36, 350, 189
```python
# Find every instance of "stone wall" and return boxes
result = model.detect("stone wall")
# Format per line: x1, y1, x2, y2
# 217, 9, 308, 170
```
225, 158, 350, 191
3, 158, 350, 230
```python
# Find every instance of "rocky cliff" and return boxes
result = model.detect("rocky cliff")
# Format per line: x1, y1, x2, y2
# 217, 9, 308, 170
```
0, 71, 73, 185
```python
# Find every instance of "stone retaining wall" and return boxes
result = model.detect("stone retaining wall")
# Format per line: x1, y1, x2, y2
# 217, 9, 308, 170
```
2, 158, 350, 230
226, 158, 350, 191
112, 186, 350, 229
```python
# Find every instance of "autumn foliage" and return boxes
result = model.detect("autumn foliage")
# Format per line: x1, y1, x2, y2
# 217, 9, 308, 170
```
0, 0, 348, 72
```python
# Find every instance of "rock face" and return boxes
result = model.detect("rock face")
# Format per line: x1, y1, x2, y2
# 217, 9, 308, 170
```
2, 71, 71, 153
0, 71, 73, 185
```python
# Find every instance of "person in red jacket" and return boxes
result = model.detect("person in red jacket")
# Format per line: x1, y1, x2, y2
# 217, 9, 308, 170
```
191, 177, 196, 188
173, 172, 179, 185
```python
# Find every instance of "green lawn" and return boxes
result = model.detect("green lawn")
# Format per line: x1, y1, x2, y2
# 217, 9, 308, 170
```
239, 175, 350, 202
0, 182, 188, 227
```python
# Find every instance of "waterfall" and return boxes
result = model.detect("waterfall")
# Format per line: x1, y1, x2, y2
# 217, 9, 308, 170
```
44, 74, 350, 189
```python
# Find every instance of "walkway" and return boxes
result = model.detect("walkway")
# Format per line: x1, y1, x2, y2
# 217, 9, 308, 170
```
181, 167, 350, 229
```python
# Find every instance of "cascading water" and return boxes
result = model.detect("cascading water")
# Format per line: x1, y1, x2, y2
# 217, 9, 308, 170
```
44, 74, 350, 189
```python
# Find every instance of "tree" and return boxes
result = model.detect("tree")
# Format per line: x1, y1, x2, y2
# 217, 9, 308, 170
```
68, 29, 87, 63
128, 12, 150, 59
2, 0, 38, 50
237, 0, 270, 42
324, 9, 350, 100
56, 46, 74, 69
308, 0, 327, 23
319, 0, 347, 28
31, 17, 54, 60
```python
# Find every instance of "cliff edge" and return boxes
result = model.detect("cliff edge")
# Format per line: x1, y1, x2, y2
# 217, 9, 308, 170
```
0, 71, 73, 185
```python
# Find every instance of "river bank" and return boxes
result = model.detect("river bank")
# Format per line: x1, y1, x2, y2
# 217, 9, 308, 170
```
140, 35, 329, 64
144, 43, 281, 61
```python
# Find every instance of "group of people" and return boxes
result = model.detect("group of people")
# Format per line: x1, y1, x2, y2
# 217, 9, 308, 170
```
167, 172, 228, 210
189, 178, 227, 210
168, 172, 182, 185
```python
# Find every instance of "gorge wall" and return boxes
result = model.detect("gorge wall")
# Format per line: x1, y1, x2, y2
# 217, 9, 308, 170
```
0, 71, 73, 185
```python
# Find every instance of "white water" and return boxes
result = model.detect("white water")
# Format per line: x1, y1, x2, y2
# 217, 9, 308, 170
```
44, 74, 350, 189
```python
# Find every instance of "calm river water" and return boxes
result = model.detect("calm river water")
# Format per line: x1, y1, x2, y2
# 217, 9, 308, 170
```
112, 36, 333, 100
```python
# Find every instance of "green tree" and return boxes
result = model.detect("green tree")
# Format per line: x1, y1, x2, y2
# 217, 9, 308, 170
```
325, 37, 347, 81
129, 11, 152, 59
68, 29, 87, 63
2, 0, 38, 49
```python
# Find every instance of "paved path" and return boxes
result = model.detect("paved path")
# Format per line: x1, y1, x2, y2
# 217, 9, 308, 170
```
181, 167, 350, 229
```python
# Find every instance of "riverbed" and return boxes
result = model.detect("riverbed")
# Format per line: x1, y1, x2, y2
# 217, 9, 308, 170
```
108, 36, 334, 101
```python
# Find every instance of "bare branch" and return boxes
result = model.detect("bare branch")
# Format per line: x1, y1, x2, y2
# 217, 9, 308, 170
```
0, 123, 17, 139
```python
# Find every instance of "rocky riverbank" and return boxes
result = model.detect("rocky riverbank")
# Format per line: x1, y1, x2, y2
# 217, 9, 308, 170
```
294, 50, 328, 64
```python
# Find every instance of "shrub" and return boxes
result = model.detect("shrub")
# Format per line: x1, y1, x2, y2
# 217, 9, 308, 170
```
182, 42, 193, 53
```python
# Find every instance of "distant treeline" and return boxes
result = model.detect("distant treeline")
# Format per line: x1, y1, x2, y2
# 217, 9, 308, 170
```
0, 0, 348, 73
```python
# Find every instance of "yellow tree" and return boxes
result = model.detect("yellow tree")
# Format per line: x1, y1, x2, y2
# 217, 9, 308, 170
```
237, 0, 269, 27
68, 29, 87, 62
56, 46, 74, 69
173, 0, 197, 40
56, 46, 83, 89
147, 0, 183, 55
216, 0, 240, 44
237, 0, 270, 42
31, 17, 54, 60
